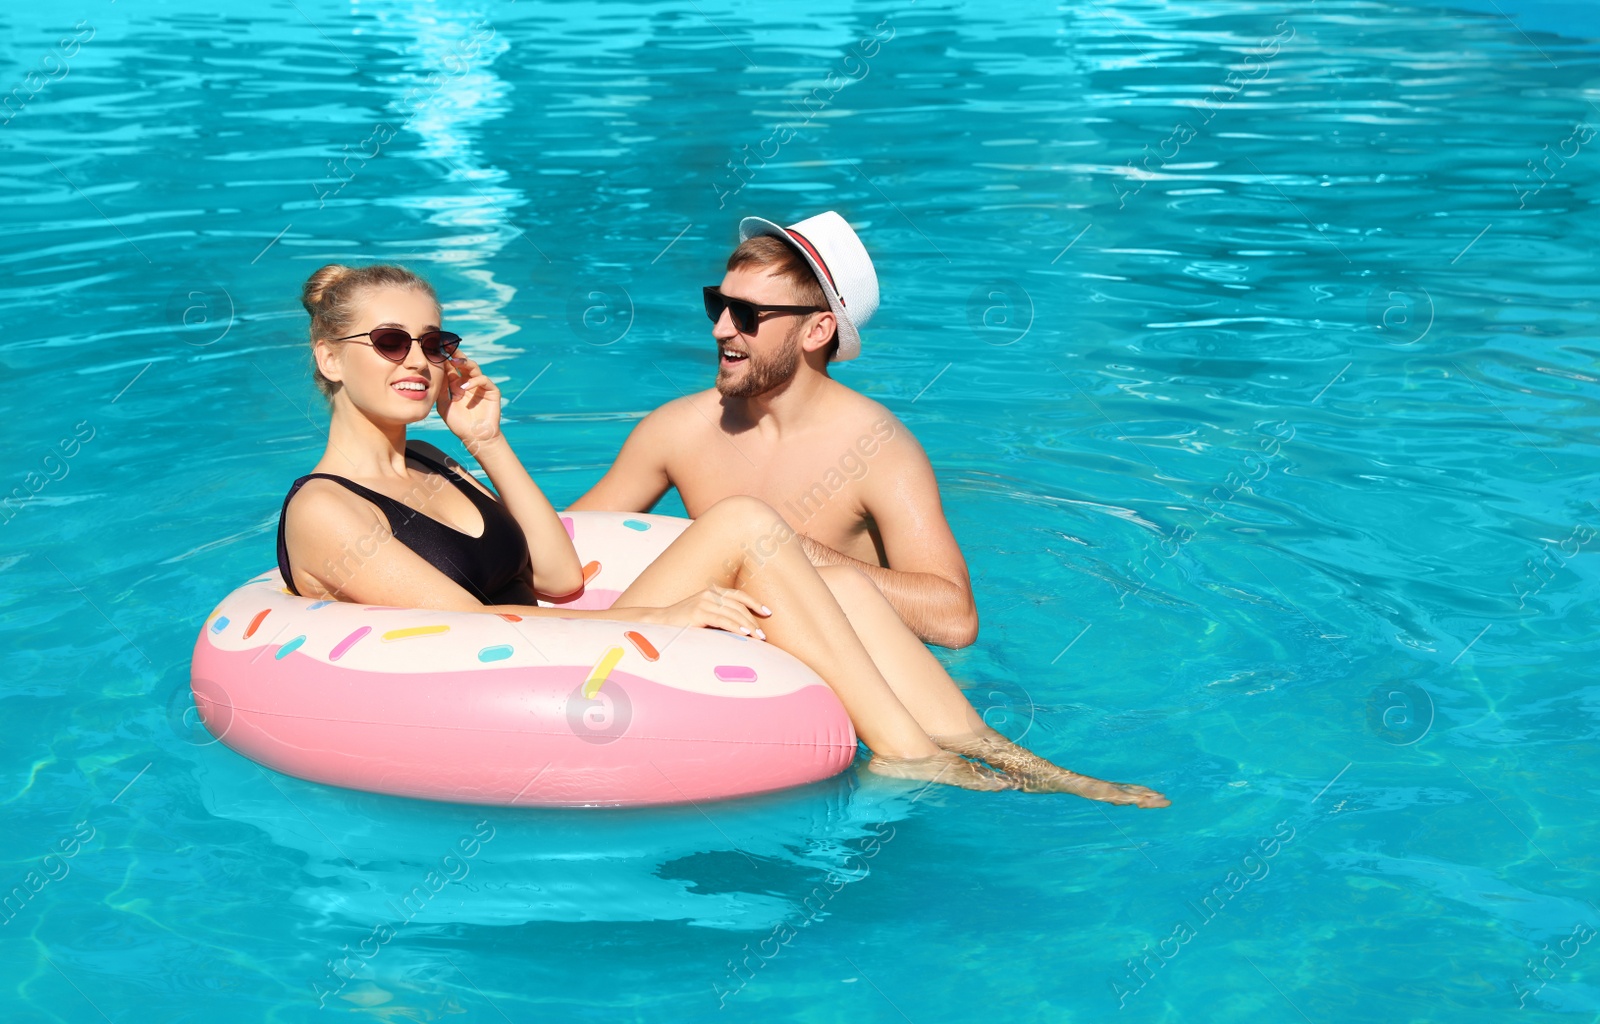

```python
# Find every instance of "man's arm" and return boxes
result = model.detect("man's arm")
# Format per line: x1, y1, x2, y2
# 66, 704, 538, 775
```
566, 406, 676, 513
802, 424, 979, 648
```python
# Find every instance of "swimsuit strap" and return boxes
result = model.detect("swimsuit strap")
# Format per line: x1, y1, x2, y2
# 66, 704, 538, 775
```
275, 472, 415, 596
274, 443, 525, 599
400, 445, 502, 514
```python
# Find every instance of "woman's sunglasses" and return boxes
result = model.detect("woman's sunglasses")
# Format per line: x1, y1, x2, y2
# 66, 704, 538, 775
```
703, 286, 825, 335
334, 328, 461, 365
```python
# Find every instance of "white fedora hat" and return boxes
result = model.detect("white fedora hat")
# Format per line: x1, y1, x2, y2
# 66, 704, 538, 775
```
738, 210, 879, 361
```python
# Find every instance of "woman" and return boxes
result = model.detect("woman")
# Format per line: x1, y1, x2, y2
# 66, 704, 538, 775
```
277, 263, 1168, 805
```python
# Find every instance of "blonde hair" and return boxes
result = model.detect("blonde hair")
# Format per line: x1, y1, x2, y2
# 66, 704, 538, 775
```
301, 264, 438, 398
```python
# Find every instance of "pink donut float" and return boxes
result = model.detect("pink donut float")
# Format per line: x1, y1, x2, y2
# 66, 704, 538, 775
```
189, 511, 857, 807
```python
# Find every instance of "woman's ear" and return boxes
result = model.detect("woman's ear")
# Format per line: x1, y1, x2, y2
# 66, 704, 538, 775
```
313, 337, 344, 386
800, 310, 837, 354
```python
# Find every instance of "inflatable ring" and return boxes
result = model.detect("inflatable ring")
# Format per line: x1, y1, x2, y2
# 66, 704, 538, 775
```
189, 511, 857, 807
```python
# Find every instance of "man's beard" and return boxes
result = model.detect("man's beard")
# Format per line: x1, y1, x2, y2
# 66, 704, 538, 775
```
715, 324, 803, 398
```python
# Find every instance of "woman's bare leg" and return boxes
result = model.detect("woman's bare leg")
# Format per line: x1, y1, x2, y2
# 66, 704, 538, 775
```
934, 732, 1169, 806
610, 497, 1013, 792
813, 565, 1170, 808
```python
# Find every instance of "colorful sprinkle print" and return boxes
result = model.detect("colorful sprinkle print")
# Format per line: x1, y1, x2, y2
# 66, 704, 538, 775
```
242, 609, 270, 639
381, 625, 451, 642
714, 665, 758, 683
561, 516, 574, 540
623, 631, 659, 662
329, 627, 371, 662
497, 613, 522, 623
622, 519, 650, 531
307, 600, 333, 610
275, 635, 307, 660
585, 645, 624, 699
211, 616, 230, 634
478, 645, 514, 663
581, 561, 601, 584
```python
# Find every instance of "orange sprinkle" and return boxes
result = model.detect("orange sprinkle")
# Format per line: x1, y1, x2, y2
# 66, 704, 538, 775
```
497, 613, 523, 622
582, 560, 601, 584
624, 631, 659, 662
242, 609, 271, 639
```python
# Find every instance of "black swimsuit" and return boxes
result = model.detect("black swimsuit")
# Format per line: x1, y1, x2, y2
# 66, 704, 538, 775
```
276, 445, 537, 605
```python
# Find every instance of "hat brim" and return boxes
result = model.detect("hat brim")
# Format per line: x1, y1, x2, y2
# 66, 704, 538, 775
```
738, 216, 860, 361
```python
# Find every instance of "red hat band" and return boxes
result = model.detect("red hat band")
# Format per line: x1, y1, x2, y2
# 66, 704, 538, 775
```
784, 229, 845, 308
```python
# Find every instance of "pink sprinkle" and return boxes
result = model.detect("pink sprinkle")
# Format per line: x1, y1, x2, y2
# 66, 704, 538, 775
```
329, 626, 371, 662
714, 665, 758, 683
561, 516, 575, 540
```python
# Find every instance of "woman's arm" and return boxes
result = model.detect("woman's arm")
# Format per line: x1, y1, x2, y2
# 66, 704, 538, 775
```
466, 434, 584, 597
485, 587, 767, 637
285, 477, 766, 635
437, 354, 584, 596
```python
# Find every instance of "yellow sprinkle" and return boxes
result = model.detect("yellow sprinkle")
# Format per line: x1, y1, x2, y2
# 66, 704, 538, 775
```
584, 646, 624, 699
381, 625, 451, 642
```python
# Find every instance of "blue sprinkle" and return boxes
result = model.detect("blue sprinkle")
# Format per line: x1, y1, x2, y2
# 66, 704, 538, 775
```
478, 644, 514, 663
622, 519, 651, 531
308, 601, 333, 610
211, 616, 230, 633
275, 635, 307, 660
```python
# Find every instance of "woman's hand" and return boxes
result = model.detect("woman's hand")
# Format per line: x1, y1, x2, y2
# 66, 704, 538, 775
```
631, 586, 772, 640
438, 355, 502, 449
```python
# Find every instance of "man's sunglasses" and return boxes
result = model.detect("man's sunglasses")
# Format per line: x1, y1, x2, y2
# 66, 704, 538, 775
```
334, 328, 462, 365
703, 286, 825, 335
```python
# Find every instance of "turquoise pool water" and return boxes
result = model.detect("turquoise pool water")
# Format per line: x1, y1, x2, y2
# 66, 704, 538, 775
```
3, 0, 1597, 1020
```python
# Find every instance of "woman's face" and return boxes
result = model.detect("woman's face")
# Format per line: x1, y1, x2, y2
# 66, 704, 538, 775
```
316, 285, 447, 425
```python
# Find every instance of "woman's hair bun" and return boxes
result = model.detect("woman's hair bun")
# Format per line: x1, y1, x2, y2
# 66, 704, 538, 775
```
299, 262, 437, 401
302, 264, 353, 313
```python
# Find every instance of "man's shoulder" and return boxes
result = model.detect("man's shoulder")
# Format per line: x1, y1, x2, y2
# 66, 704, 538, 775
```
638, 389, 719, 436
825, 385, 920, 457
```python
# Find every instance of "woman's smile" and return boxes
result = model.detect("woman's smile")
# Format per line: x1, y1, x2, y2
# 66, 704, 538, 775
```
390, 374, 431, 401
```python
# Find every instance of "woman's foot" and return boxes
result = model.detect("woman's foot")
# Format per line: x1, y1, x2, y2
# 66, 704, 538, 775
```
866, 750, 1018, 792
932, 729, 1170, 808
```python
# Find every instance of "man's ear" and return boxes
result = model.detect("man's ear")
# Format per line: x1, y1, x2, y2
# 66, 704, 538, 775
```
314, 338, 344, 385
799, 310, 837, 354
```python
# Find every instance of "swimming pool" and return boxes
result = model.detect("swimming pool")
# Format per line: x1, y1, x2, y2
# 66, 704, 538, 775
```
2, 0, 1596, 1020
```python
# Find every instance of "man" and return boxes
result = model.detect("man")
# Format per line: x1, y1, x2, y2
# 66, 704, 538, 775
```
568, 211, 979, 648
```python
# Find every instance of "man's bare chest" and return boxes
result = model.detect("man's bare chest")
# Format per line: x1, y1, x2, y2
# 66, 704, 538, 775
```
668, 417, 898, 558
